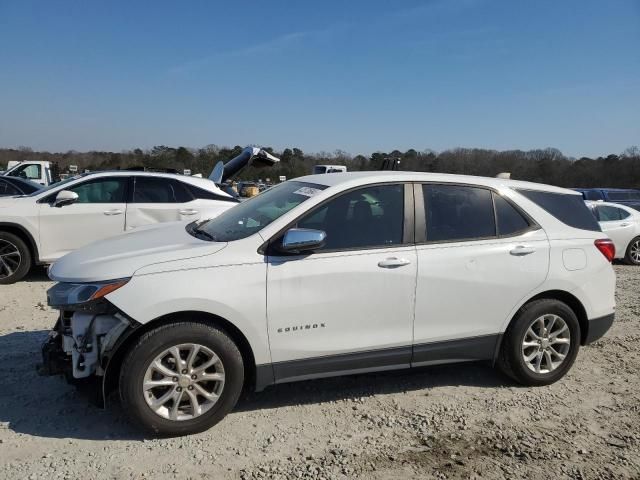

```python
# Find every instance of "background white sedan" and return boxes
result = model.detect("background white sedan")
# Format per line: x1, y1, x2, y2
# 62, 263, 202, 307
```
586, 201, 640, 265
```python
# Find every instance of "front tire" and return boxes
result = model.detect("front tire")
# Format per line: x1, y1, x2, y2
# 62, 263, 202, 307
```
0, 232, 31, 284
624, 236, 640, 265
498, 299, 580, 386
119, 321, 244, 436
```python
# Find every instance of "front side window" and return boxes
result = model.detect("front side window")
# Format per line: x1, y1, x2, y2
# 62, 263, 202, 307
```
296, 184, 405, 251
9, 163, 41, 180
595, 205, 630, 221
133, 177, 193, 203
194, 181, 327, 242
423, 185, 496, 242
68, 178, 127, 203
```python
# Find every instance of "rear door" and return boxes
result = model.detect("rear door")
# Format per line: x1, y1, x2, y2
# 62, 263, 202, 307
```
38, 176, 128, 260
412, 184, 550, 365
125, 176, 203, 229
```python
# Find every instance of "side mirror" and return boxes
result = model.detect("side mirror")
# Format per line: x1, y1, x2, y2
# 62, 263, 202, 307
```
53, 190, 79, 208
281, 228, 326, 253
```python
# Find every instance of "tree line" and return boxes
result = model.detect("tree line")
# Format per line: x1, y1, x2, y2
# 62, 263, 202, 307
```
1, 145, 639, 188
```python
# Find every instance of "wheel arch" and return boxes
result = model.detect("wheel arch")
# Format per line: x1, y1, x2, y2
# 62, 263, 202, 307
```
0, 222, 40, 264
494, 289, 590, 364
102, 310, 262, 406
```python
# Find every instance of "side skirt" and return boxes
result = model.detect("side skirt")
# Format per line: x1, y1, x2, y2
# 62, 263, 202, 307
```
255, 334, 500, 390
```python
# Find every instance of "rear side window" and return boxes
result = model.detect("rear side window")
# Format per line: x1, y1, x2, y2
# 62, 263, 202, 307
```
594, 205, 631, 221
493, 193, 531, 236
423, 185, 496, 242
0, 180, 20, 196
133, 177, 193, 203
517, 189, 601, 232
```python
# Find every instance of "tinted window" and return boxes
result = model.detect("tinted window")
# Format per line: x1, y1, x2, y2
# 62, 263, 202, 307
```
133, 177, 193, 203
297, 184, 404, 250
0, 179, 20, 196
493, 193, 531, 236
68, 178, 127, 203
584, 190, 604, 201
8, 163, 41, 180
424, 185, 496, 242
197, 182, 327, 242
595, 205, 630, 221
517, 190, 601, 232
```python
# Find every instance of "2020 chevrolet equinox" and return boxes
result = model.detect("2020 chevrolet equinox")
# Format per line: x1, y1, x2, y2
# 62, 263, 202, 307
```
40, 172, 616, 436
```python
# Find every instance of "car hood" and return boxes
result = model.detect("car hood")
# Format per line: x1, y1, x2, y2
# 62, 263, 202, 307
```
49, 221, 227, 283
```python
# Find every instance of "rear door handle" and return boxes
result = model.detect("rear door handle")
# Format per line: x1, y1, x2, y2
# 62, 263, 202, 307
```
103, 209, 123, 216
378, 257, 411, 268
510, 245, 535, 256
620, 223, 630, 227
179, 209, 199, 216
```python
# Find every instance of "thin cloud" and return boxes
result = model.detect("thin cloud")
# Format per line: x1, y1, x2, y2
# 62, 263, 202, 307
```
170, 30, 318, 75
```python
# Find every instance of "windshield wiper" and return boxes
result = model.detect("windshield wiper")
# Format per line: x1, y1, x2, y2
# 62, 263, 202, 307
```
192, 223, 216, 241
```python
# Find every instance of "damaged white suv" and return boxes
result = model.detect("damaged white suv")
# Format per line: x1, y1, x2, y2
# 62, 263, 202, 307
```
40, 172, 616, 436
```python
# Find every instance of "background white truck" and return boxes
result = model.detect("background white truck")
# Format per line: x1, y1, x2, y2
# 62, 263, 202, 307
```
2, 160, 58, 186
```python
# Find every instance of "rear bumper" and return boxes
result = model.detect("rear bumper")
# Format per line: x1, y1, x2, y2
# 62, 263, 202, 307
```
584, 313, 614, 345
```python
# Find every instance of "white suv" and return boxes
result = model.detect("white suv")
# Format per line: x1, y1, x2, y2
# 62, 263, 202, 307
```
41, 172, 616, 436
0, 171, 238, 284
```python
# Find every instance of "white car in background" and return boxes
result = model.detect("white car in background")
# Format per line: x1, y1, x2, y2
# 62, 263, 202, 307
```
0, 147, 280, 283
586, 200, 640, 265
41, 172, 616, 435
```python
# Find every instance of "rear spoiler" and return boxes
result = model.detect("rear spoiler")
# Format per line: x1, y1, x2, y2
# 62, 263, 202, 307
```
209, 147, 280, 184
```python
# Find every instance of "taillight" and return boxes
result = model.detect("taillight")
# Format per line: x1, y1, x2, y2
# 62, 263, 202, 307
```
595, 239, 615, 262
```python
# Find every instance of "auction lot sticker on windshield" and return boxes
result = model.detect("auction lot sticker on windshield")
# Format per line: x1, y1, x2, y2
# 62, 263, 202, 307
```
293, 187, 322, 197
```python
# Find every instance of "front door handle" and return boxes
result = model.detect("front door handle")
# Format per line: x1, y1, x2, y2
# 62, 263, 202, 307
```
103, 209, 123, 216
510, 245, 535, 256
620, 223, 630, 227
179, 209, 199, 216
378, 257, 411, 268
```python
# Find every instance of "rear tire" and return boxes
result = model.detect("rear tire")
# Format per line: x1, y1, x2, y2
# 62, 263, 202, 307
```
624, 236, 640, 265
498, 299, 580, 386
0, 231, 32, 284
119, 321, 244, 436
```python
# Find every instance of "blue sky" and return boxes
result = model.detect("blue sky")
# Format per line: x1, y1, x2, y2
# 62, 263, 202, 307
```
0, 0, 638, 157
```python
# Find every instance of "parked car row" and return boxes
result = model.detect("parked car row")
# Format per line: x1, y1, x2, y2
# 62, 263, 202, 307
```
38, 171, 616, 436
0, 147, 279, 284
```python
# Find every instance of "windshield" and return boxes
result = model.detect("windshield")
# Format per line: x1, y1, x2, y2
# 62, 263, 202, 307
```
193, 181, 327, 242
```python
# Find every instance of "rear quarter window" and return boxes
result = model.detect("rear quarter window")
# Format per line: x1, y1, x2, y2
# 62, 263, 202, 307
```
517, 189, 601, 232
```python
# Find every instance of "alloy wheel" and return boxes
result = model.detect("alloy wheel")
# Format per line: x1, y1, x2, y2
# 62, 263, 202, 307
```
630, 239, 640, 264
143, 343, 226, 421
521, 314, 571, 374
0, 239, 21, 279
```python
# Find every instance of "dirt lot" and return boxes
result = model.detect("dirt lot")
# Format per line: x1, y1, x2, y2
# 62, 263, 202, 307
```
1, 265, 639, 480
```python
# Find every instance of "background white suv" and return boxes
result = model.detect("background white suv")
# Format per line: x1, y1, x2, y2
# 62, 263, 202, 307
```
42, 172, 616, 436
586, 200, 640, 265
0, 171, 238, 283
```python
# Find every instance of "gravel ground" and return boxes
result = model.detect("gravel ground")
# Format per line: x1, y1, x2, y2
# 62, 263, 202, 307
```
1, 265, 639, 480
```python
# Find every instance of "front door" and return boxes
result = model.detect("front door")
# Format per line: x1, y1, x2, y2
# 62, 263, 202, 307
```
267, 183, 417, 383
38, 177, 128, 261
413, 184, 550, 365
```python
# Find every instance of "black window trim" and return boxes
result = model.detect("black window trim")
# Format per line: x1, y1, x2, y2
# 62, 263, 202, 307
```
415, 182, 540, 246
261, 182, 415, 256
